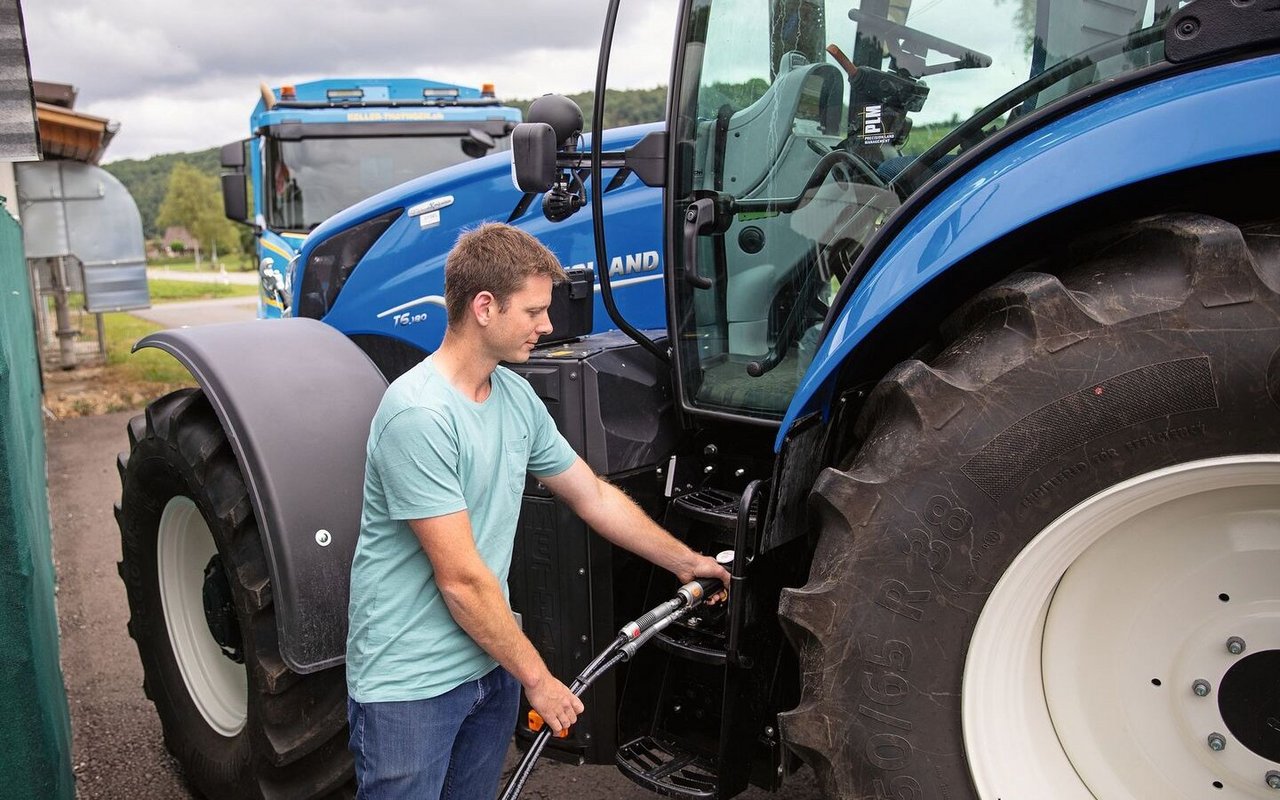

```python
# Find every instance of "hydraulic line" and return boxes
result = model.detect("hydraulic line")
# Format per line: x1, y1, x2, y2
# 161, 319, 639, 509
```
499, 572, 729, 800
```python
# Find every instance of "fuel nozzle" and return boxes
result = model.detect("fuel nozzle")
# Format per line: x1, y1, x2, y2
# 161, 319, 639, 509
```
676, 550, 734, 609
616, 550, 736, 659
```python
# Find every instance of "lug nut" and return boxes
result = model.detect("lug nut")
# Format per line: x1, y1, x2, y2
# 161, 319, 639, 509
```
1267, 771, 1280, 790
1208, 732, 1226, 752
1227, 636, 1247, 655
1193, 679, 1212, 697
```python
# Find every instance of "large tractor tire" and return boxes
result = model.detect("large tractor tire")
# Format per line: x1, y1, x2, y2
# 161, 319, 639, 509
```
778, 214, 1280, 799
116, 388, 354, 799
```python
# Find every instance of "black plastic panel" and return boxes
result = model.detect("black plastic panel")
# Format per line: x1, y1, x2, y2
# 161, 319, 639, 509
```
1166, 0, 1280, 64
509, 497, 616, 763
512, 330, 676, 477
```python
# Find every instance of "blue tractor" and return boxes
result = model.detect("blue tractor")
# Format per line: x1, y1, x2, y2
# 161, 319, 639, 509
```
117, 1, 1280, 798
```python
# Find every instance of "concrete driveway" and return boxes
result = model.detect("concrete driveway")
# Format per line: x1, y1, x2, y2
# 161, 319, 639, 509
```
132, 267, 261, 328
129, 295, 259, 328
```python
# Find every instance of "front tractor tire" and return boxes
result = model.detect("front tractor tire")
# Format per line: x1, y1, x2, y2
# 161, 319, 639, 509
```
116, 389, 354, 799
778, 214, 1280, 799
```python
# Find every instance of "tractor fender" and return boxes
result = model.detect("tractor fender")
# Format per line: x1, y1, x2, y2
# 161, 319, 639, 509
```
135, 318, 388, 673
779, 53, 1280, 447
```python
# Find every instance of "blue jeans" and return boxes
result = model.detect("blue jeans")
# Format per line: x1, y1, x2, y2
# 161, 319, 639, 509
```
347, 666, 520, 800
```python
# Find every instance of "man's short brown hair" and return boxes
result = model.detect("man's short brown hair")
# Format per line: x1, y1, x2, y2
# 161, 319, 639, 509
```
444, 223, 568, 326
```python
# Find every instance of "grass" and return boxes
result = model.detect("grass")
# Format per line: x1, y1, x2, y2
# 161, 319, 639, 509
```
45, 311, 194, 419
100, 312, 192, 383
46, 277, 254, 418
148, 278, 257, 303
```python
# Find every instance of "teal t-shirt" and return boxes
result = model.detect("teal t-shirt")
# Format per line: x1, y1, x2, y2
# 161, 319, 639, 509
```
346, 357, 576, 702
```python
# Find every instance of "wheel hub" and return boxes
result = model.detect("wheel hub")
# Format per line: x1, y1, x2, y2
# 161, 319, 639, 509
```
201, 555, 244, 664
1219, 649, 1280, 763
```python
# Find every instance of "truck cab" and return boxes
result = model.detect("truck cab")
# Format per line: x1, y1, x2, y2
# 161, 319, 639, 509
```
220, 78, 522, 318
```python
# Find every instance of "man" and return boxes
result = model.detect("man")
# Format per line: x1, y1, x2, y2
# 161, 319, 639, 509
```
345, 223, 730, 799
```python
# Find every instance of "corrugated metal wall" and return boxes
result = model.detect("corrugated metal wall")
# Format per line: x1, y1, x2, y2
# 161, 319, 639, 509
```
0, 203, 74, 798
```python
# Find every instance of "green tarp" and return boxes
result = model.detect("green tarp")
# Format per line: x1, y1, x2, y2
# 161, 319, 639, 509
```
0, 205, 74, 798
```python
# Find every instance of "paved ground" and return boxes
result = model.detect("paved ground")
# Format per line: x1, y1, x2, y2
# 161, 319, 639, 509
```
147, 267, 259, 286
48, 411, 821, 799
132, 266, 261, 328
129, 295, 259, 328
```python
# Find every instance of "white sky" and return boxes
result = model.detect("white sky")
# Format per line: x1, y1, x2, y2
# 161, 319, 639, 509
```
24, 0, 678, 162
25, 0, 1148, 163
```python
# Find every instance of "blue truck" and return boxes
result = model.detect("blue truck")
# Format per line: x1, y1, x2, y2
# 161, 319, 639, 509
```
119, 2, 1280, 799
219, 78, 524, 319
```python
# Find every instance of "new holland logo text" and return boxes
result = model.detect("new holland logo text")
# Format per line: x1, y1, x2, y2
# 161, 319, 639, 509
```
571, 250, 660, 277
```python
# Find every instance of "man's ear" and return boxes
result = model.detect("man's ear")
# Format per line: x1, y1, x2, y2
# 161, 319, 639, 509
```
471, 291, 496, 326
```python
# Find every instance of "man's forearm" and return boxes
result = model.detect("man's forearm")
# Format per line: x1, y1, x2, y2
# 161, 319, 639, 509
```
575, 481, 696, 576
437, 572, 550, 688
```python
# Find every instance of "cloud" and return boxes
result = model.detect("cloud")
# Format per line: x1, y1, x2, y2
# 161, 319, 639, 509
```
25, 0, 675, 160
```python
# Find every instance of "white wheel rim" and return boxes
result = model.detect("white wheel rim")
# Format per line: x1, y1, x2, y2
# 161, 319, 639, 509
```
964, 456, 1280, 799
157, 496, 248, 737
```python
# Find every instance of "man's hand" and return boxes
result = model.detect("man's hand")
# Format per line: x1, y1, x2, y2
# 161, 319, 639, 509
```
525, 673, 584, 734
678, 553, 732, 602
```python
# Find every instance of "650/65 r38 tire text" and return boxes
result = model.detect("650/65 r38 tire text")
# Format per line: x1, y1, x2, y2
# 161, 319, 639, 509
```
115, 388, 354, 799
778, 214, 1280, 799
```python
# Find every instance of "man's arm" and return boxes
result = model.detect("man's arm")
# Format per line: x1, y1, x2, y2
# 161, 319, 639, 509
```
538, 458, 732, 587
409, 512, 583, 732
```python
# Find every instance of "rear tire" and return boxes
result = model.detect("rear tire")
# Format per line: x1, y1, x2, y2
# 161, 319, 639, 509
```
116, 388, 354, 799
778, 214, 1280, 798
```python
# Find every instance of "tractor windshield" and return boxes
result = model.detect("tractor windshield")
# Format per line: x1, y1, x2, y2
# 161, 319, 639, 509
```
263, 132, 513, 231
671, 0, 1185, 420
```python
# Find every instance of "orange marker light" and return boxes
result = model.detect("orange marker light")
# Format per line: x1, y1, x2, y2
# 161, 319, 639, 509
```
527, 709, 570, 738
482, 83, 496, 97
280, 85, 297, 101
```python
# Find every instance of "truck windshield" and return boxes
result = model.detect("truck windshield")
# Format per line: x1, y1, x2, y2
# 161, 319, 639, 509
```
672, 0, 1185, 420
264, 134, 512, 230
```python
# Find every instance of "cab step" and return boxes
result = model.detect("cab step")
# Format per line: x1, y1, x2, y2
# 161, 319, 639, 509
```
670, 487, 757, 532
615, 735, 718, 798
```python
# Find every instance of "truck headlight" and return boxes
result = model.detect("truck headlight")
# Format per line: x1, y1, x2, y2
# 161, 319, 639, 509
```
296, 208, 401, 319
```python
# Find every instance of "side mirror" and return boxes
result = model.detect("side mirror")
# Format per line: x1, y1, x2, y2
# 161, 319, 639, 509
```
511, 122, 558, 193
220, 140, 246, 169
461, 128, 496, 159
221, 173, 250, 225
511, 94, 585, 193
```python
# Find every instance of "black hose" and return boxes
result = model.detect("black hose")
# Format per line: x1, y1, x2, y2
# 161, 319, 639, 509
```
498, 649, 627, 800
498, 577, 726, 800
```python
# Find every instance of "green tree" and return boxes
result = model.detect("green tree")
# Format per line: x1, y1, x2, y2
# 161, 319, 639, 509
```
156, 162, 240, 266
104, 147, 219, 238
504, 86, 668, 132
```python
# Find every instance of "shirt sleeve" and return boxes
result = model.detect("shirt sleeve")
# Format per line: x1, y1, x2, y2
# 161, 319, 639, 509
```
372, 406, 468, 521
